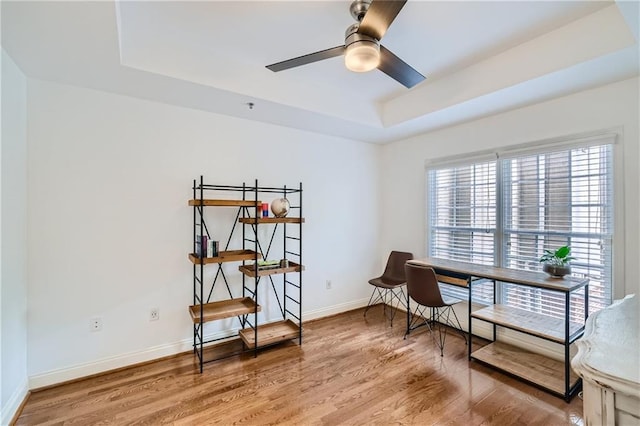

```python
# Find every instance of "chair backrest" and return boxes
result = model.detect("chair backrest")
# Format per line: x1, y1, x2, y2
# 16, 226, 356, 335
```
381, 251, 414, 282
404, 263, 447, 308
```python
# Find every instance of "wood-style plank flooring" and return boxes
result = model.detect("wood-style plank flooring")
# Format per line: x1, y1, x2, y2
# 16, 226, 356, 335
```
16, 306, 584, 425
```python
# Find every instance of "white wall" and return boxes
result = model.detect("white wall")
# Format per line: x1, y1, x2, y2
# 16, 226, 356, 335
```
1, 49, 29, 424
26, 79, 381, 387
380, 77, 640, 299
16, 61, 640, 398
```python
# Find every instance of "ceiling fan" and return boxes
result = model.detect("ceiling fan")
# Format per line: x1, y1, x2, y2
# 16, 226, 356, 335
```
266, 0, 425, 89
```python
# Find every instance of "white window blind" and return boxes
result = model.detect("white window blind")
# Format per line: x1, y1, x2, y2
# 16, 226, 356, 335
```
427, 140, 614, 317
427, 161, 497, 304
501, 144, 613, 321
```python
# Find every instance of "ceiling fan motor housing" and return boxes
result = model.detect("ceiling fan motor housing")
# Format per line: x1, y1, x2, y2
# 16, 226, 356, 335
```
349, 0, 372, 21
344, 23, 379, 50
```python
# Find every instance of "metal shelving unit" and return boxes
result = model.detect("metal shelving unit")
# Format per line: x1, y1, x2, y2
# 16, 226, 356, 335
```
189, 176, 303, 372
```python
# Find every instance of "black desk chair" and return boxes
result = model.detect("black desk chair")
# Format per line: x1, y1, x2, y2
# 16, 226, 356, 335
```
404, 263, 467, 356
364, 251, 413, 326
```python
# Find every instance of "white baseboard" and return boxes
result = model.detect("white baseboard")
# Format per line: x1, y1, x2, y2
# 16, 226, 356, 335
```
28, 329, 237, 389
28, 299, 370, 389
29, 340, 189, 389
302, 298, 370, 322
1, 377, 28, 426
28, 298, 566, 391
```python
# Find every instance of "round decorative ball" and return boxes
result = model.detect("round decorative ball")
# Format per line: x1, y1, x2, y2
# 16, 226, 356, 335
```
270, 198, 290, 218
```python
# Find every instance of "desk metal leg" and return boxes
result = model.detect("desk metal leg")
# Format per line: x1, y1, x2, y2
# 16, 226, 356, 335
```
565, 292, 571, 401
493, 280, 497, 341
585, 283, 589, 321
405, 292, 411, 338
468, 277, 472, 360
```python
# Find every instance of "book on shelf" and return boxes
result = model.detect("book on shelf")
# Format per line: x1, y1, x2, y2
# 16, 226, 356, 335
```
196, 234, 214, 258
253, 259, 281, 270
195, 233, 204, 257
207, 239, 219, 257
195, 233, 223, 259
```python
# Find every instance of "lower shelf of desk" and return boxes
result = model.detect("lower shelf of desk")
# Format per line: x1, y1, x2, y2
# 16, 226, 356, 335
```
471, 304, 583, 344
238, 319, 300, 349
471, 341, 579, 395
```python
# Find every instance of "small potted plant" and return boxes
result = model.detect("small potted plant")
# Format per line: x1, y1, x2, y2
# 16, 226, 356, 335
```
539, 245, 575, 278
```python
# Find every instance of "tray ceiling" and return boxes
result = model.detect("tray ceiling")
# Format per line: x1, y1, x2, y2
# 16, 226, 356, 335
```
2, 1, 638, 143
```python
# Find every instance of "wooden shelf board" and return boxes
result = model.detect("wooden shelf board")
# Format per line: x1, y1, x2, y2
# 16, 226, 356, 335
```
238, 261, 304, 277
188, 199, 261, 207
239, 319, 300, 349
189, 298, 260, 323
238, 217, 305, 224
471, 341, 579, 395
188, 250, 261, 264
471, 304, 584, 344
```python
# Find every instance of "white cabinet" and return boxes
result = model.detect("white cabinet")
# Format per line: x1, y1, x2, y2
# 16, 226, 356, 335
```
572, 294, 640, 425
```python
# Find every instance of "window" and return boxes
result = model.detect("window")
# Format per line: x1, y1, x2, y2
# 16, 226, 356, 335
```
427, 137, 615, 321
428, 161, 497, 305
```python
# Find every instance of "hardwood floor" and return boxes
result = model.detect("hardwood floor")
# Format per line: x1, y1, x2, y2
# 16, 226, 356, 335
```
16, 306, 584, 425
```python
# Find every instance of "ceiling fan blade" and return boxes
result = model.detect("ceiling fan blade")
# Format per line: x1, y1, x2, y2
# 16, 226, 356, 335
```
358, 0, 407, 41
266, 46, 346, 72
378, 45, 425, 88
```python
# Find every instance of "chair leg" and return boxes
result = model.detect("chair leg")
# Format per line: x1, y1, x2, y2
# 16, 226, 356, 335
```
436, 308, 449, 357
432, 306, 468, 356
404, 304, 432, 339
363, 287, 385, 317
386, 287, 407, 327
365, 286, 409, 327
448, 305, 468, 345
387, 290, 396, 326
437, 305, 467, 345
406, 304, 466, 357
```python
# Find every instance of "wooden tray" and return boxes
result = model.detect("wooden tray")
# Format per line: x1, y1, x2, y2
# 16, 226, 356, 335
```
188, 199, 261, 207
239, 217, 305, 224
238, 261, 304, 277
239, 319, 300, 349
189, 297, 260, 323
189, 250, 261, 264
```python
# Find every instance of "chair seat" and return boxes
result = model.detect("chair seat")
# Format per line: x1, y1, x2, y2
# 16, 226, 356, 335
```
368, 277, 406, 289
441, 295, 463, 307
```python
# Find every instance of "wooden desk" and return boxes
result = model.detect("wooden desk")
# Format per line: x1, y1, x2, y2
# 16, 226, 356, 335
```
408, 257, 589, 401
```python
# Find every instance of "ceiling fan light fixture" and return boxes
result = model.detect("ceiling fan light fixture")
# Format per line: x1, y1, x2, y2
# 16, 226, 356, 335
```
345, 40, 380, 73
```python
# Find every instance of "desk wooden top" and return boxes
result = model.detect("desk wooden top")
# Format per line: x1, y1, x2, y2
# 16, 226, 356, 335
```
408, 257, 588, 293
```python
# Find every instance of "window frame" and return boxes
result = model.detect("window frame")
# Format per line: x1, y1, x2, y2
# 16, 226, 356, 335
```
425, 131, 622, 312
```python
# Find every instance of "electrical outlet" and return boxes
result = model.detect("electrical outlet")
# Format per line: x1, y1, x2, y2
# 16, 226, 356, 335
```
90, 317, 102, 332
150, 308, 159, 321
326, 280, 332, 290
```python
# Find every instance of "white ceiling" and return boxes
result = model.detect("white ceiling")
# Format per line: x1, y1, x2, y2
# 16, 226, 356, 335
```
2, 1, 639, 144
